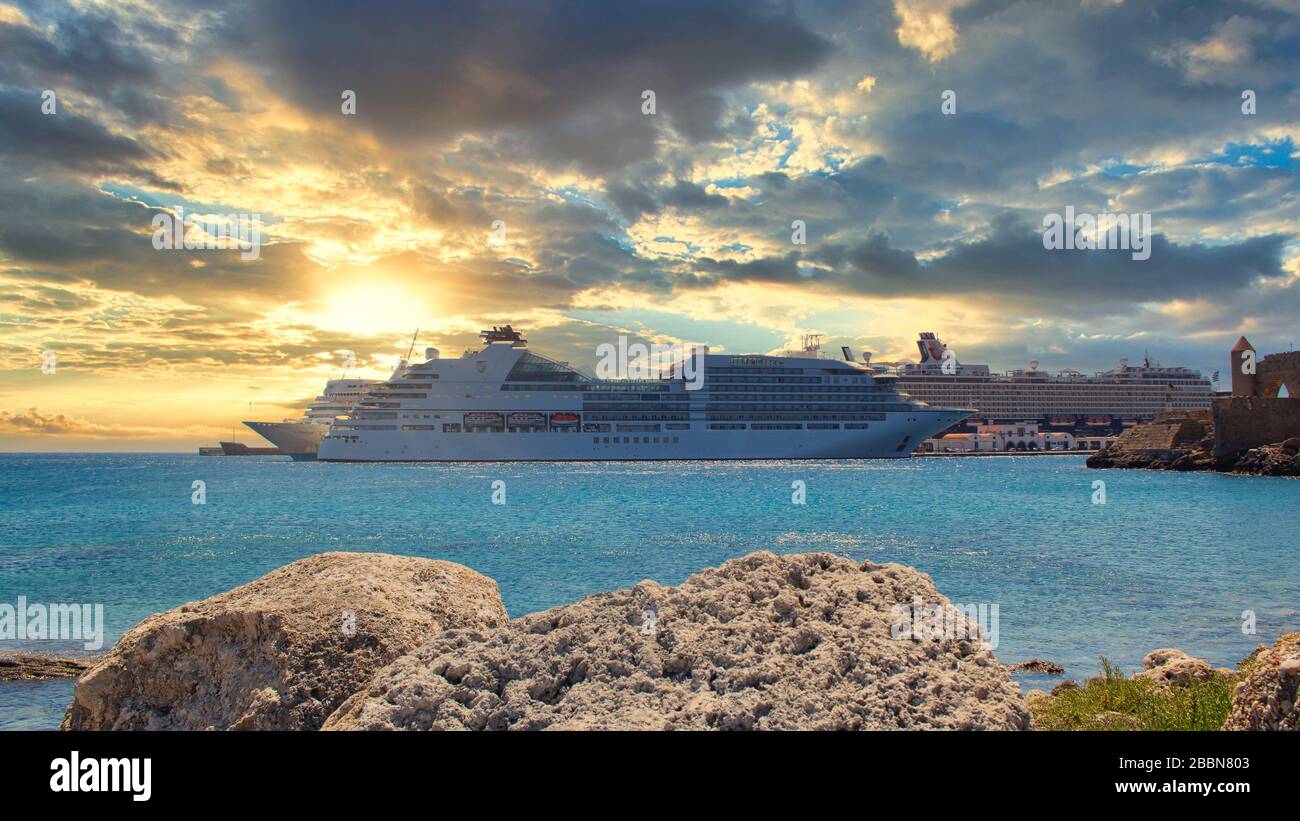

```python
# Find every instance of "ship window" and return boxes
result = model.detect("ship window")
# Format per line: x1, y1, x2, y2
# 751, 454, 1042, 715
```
505, 351, 587, 383
603, 437, 609, 444
672, 437, 679, 443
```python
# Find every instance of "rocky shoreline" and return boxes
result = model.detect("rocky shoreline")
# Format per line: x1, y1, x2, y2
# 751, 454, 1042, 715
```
1085, 413, 1300, 476
1027, 641, 1300, 731
0, 653, 95, 683
37, 551, 1298, 730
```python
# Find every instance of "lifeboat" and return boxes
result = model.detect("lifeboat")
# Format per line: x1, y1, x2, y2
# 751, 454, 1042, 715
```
463, 412, 504, 429
550, 412, 579, 426
507, 412, 547, 431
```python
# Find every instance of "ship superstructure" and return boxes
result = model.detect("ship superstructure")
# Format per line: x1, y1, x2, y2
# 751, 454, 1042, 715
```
891, 332, 1213, 427
316, 327, 972, 462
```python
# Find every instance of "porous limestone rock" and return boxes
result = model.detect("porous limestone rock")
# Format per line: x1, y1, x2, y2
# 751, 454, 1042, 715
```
1131, 648, 1224, 687
63, 552, 507, 730
324, 551, 1029, 731
1225, 632, 1300, 731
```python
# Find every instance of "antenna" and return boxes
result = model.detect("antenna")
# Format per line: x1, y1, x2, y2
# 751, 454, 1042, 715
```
405, 329, 420, 361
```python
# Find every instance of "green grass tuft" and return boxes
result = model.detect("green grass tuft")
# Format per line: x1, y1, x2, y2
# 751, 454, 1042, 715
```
1029, 657, 1238, 731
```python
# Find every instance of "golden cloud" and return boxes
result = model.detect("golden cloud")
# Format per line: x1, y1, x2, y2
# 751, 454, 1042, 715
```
0, 407, 222, 438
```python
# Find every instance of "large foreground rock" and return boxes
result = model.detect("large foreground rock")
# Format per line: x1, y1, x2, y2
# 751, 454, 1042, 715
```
1225, 632, 1300, 730
324, 552, 1029, 730
63, 552, 507, 730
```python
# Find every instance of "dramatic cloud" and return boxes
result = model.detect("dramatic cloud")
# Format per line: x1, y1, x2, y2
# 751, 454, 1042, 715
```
1, 0, 1298, 448
893, 0, 971, 62
0, 407, 219, 438
239, 0, 832, 172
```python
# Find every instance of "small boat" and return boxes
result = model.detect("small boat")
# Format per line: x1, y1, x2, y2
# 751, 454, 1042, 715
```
550, 412, 579, 426
217, 441, 284, 456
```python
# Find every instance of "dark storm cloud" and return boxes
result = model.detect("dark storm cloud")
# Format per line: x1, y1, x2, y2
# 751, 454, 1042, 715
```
0, 175, 320, 312
918, 217, 1289, 304
661, 180, 729, 210
605, 182, 660, 223
236, 0, 832, 171
684, 214, 1291, 312
0, 90, 173, 185
0, 11, 157, 95
690, 251, 803, 285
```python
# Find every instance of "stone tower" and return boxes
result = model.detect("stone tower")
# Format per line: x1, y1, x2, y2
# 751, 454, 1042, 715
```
1230, 336, 1257, 396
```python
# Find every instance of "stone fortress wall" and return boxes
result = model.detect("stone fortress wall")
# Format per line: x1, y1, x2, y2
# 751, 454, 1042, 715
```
1217, 338, 1300, 455
1257, 350, 1300, 399
1214, 397, 1300, 455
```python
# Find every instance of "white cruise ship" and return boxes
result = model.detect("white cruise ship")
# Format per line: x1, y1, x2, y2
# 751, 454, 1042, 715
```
316, 327, 973, 462
891, 332, 1213, 427
243, 378, 383, 460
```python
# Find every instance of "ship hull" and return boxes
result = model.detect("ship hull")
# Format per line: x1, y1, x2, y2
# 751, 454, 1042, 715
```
318, 409, 969, 462
243, 420, 329, 460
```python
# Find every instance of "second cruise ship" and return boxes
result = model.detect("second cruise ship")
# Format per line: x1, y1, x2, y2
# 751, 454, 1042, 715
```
316, 327, 972, 462
243, 377, 381, 460
891, 332, 1214, 428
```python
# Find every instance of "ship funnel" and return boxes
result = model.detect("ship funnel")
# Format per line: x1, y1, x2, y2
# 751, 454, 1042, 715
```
916, 332, 946, 364
425, 347, 440, 360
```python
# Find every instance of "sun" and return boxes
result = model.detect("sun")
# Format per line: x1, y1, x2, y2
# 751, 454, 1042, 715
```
316, 283, 430, 336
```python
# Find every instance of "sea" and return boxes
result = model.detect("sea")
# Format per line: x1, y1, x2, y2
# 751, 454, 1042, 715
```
1, 452, 1296, 729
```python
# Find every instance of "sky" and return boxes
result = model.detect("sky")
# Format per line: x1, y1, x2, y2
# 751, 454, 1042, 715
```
1, 0, 1298, 450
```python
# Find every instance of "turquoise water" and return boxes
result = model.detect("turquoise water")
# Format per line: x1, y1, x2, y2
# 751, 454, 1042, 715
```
1, 453, 1296, 729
